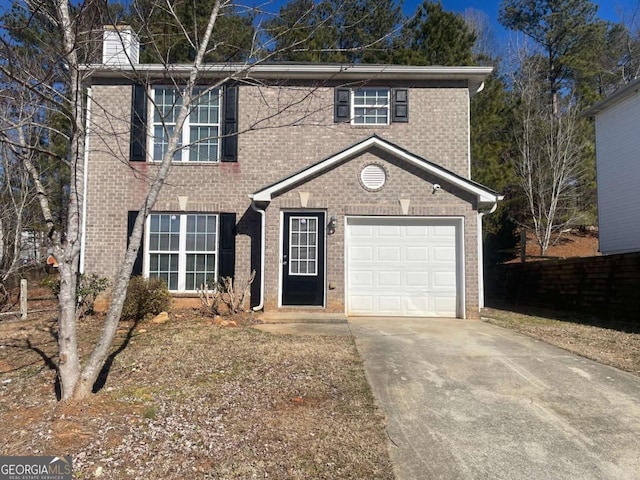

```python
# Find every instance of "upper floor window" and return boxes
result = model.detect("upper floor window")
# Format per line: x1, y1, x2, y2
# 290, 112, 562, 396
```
335, 87, 408, 125
130, 84, 238, 163
151, 87, 221, 162
352, 88, 390, 125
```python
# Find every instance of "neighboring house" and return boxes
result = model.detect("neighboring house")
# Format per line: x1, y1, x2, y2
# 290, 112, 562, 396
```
584, 78, 640, 255
80, 30, 502, 319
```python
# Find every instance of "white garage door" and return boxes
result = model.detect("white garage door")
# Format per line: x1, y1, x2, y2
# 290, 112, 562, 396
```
346, 217, 460, 317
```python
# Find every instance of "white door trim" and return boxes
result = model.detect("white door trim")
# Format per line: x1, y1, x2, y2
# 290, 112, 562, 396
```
278, 209, 327, 308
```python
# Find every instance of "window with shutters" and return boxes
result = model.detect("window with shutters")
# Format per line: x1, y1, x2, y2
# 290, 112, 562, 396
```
352, 88, 390, 125
151, 87, 220, 162
146, 213, 218, 292
335, 87, 408, 124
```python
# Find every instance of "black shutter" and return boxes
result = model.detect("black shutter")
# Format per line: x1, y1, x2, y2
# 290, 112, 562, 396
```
334, 88, 351, 123
218, 213, 236, 279
392, 88, 409, 123
221, 85, 238, 162
127, 211, 144, 276
130, 84, 148, 161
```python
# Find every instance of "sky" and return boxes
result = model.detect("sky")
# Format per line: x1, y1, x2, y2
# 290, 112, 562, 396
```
403, 1, 640, 33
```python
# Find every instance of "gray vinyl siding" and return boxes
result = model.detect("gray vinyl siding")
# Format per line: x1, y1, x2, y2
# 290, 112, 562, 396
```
595, 93, 640, 254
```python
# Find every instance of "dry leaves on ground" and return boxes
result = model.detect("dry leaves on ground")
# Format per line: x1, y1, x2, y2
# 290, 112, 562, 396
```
0, 313, 394, 479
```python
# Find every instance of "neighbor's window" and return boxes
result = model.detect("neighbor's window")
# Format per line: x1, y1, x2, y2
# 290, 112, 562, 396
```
147, 213, 218, 292
352, 88, 390, 125
151, 87, 220, 162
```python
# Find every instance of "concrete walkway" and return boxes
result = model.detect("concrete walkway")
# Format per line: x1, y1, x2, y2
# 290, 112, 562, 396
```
349, 317, 640, 480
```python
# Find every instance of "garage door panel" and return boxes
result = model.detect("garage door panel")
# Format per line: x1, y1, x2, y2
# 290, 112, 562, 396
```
349, 271, 374, 287
378, 225, 401, 237
405, 225, 429, 236
350, 225, 374, 236
433, 246, 456, 262
378, 271, 402, 287
405, 271, 429, 288
378, 296, 403, 313
350, 295, 374, 312
349, 245, 374, 262
405, 295, 430, 314
378, 246, 401, 261
405, 246, 429, 262
433, 225, 456, 238
347, 218, 460, 317
434, 271, 456, 288
434, 296, 457, 315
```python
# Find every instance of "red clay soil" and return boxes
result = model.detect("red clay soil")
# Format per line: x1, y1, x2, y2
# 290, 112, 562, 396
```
518, 229, 600, 261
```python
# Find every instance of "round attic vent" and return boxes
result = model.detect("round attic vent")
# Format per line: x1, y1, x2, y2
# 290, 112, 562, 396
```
360, 164, 386, 190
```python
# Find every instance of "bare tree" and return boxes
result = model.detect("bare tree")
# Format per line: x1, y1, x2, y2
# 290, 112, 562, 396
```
0, 0, 392, 400
508, 40, 588, 255
0, 140, 32, 306
464, 7, 498, 62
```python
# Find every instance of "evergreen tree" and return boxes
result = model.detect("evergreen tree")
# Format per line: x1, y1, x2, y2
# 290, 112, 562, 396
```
265, 0, 402, 63
132, 0, 255, 63
265, 0, 341, 62
499, 0, 599, 111
394, 1, 476, 66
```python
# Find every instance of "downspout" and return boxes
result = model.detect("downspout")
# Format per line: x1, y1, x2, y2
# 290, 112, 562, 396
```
477, 202, 498, 309
250, 198, 266, 311
79, 87, 91, 274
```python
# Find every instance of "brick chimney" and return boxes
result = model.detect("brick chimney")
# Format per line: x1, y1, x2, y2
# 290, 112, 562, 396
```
102, 25, 139, 65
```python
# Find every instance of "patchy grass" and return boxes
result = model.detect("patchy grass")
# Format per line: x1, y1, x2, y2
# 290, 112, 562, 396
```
0, 314, 394, 479
482, 308, 640, 375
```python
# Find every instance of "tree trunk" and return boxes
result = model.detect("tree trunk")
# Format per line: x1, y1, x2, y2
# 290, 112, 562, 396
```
57, 261, 80, 400
69, 0, 226, 399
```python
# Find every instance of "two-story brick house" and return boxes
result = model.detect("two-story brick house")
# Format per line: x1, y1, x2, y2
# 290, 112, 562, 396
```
81, 31, 501, 319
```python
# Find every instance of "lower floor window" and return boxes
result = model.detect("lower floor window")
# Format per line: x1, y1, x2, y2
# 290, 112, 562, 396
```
146, 213, 218, 292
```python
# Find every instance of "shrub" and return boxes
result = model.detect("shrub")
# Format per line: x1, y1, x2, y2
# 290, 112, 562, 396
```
41, 272, 109, 317
121, 276, 172, 321
78, 273, 110, 315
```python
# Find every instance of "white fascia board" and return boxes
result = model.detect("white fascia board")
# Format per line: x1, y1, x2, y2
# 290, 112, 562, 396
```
82, 63, 493, 85
250, 136, 502, 205
251, 137, 379, 202
376, 141, 503, 204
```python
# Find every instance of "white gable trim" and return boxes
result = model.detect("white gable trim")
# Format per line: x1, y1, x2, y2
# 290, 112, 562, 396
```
250, 136, 503, 207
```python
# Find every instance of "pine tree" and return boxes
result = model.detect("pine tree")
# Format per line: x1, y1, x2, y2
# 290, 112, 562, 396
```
394, 1, 476, 66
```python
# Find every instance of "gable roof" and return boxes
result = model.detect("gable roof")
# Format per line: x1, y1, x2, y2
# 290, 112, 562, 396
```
250, 135, 503, 208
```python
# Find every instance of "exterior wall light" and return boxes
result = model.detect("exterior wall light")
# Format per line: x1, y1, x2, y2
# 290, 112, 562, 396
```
328, 215, 337, 235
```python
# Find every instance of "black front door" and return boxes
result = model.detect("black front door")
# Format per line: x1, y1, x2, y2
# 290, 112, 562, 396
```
282, 212, 325, 306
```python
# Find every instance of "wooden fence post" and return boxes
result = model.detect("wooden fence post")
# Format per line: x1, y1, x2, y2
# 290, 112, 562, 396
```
20, 279, 27, 320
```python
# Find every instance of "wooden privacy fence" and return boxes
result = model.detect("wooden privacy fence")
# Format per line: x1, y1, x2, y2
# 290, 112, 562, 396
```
487, 252, 640, 322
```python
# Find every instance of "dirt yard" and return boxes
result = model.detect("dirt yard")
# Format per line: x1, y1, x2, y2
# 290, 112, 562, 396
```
0, 312, 394, 479
482, 308, 640, 375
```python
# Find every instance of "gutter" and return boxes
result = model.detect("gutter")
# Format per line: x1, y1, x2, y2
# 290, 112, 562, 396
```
250, 198, 266, 312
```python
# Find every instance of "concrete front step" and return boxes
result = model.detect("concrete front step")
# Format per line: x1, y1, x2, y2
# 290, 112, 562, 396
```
257, 311, 347, 324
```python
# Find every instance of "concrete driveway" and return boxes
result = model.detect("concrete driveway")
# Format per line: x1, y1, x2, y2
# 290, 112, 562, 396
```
349, 317, 640, 480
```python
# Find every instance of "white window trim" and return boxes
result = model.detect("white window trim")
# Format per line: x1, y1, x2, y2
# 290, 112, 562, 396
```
144, 213, 219, 293
148, 86, 222, 163
351, 87, 391, 126
288, 215, 319, 277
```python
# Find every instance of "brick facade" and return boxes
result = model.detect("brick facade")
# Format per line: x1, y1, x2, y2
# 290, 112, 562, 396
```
84, 70, 496, 318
